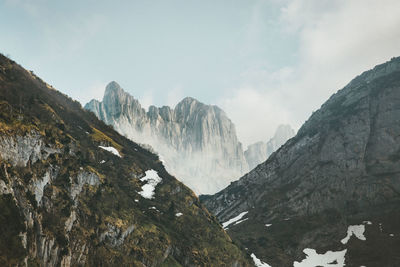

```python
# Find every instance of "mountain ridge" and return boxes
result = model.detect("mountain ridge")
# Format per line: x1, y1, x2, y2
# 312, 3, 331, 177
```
202, 56, 400, 266
0, 54, 252, 266
85, 83, 249, 194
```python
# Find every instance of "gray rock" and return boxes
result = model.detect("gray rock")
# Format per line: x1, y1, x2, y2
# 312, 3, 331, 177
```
85, 83, 249, 194
0, 130, 60, 167
202, 57, 400, 266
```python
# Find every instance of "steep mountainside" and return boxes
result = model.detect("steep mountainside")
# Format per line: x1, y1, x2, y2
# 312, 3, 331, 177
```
202, 57, 400, 266
244, 124, 295, 170
0, 54, 251, 266
85, 83, 248, 194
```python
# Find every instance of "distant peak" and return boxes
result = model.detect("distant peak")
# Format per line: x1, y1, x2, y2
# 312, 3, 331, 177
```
180, 97, 199, 104
103, 81, 130, 102
276, 124, 294, 133
105, 81, 122, 93
174, 97, 202, 110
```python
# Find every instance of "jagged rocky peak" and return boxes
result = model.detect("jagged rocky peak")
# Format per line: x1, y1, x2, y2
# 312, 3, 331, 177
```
0, 54, 251, 266
267, 124, 295, 153
85, 84, 249, 194
104, 80, 123, 96
244, 124, 295, 170
202, 56, 400, 267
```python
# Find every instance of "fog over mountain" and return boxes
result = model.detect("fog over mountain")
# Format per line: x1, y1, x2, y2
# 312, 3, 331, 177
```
85, 82, 294, 194
0, 54, 251, 266
85, 82, 253, 194
244, 124, 295, 170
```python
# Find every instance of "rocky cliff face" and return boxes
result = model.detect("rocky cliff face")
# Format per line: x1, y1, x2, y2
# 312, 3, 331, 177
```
244, 124, 295, 170
85, 83, 248, 194
0, 54, 251, 267
202, 57, 400, 266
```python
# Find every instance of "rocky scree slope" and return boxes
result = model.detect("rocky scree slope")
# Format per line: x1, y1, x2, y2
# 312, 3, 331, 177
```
202, 57, 400, 267
85, 83, 248, 194
0, 54, 251, 267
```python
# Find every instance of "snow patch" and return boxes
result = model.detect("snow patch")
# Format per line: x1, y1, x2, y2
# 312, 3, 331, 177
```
389, 234, 394, 237
100, 160, 106, 164
293, 248, 347, 267
251, 253, 272, 267
222, 211, 248, 229
265, 224, 272, 227
138, 170, 162, 199
175, 212, 183, 217
99, 146, 121, 157
234, 218, 248, 226
341, 225, 366, 244
363, 221, 372, 225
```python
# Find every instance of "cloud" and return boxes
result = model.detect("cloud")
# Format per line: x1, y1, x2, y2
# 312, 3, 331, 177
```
138, 90, 154, 111
166, 85, 184, 107
223, 0, 400, 147
71, 81, 107, 105
219, 86, 292, 147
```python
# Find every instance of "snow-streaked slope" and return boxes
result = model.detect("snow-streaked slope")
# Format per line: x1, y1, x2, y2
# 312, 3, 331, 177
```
222, 211, 248, 229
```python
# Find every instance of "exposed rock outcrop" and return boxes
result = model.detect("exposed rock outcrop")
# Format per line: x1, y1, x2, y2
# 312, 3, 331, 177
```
0, 54, 251, 267
202, 57, 400, 266
85, 83, 248, 194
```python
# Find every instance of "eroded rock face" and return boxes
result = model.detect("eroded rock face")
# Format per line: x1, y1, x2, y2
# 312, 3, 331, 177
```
0, 54, 252, 267
85, 83, 248, 194
202, 57, 400, 266
244, 124, 295, 170
0, 134, 97, 267
70, 171, 100, 202
0, 131, 60, 167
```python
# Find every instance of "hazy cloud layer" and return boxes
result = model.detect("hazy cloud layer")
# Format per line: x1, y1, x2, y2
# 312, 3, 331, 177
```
222, 0, 400, 146
2, 0, 399, 147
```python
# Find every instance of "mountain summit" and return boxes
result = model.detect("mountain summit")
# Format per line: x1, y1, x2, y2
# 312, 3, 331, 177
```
85, 83, 249, 194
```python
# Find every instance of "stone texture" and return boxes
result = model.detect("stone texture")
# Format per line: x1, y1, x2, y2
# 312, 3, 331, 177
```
202, 57, 400, 267
0, 53, 252, 267
85, 83, 249, 194
0, 131, 60, 167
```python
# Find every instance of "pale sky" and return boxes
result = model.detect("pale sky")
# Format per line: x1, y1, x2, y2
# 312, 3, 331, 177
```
1, 0, 400, 146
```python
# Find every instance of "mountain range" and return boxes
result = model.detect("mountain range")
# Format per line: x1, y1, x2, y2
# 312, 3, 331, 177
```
0, 54, 251, 266
85, 83, 293, 194
1, 51, 399, 267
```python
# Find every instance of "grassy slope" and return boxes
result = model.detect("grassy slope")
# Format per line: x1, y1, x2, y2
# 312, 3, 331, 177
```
0, 54, 251, 266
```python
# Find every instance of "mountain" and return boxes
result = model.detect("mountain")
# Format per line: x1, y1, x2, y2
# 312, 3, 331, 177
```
85, 83, 248, 194
201, 57, 400, 266
0, 54, 252, 266
244, 124, 295, 170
